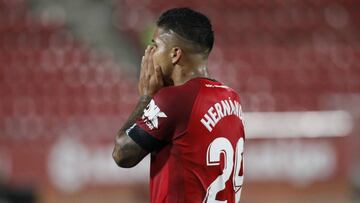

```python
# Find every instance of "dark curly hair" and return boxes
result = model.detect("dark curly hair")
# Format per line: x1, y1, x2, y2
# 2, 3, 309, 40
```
157, 7, 214, 55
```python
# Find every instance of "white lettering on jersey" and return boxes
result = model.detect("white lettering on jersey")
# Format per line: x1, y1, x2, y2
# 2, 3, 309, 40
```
142, 99, 167, 130
205, 84, 229, 89
200, 98, 243, 132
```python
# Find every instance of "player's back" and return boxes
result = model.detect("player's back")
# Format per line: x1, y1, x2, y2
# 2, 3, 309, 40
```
148, 78, 245, 203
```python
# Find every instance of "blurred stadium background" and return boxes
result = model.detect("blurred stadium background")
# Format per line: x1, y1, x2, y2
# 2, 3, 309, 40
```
0, 0, 359, 202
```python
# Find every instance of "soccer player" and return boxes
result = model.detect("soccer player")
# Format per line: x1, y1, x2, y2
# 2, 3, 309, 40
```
112, 8, 245, 203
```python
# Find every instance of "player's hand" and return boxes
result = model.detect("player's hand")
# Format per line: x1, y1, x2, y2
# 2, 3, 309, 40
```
138, 45, 164, 97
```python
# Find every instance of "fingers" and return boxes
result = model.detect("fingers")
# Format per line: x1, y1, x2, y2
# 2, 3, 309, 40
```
147, 47, 155, 75
143, 46, 155, 78
139, 45, 162, 96
140, 56, 145, 79
140, 46, 149, 78
141, 46, 152, 77
154, 65, 163, 84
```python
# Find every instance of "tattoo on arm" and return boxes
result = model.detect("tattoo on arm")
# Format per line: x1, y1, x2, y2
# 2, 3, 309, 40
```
113, 96, 152, 168
119, 95, 152, 133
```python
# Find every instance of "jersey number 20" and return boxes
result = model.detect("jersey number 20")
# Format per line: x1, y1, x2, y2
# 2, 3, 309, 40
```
203, 137, 244, 203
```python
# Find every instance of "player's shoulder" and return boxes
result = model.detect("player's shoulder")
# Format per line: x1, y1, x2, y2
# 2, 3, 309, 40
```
197, 78, 241, 99
149, 78, 206, 120
154, 77, 204, 100
154, 77, 240, 103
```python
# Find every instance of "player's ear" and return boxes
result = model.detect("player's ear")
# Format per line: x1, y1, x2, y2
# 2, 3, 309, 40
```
170, 47, 182, 65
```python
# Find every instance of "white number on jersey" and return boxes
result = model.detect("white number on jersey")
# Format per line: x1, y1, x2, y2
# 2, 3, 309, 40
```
203, 137, 244, 203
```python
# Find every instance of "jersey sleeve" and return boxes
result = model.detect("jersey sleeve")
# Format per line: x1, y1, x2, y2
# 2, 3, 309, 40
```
135, 88, 182, 142
129, 83, 199, 152
136, 82, 200, 146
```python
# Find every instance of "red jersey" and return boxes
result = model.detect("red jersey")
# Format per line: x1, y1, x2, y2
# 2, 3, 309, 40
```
136, 78, 245, 203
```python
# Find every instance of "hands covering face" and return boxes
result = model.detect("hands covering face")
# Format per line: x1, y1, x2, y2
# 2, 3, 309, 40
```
138, 46, 164, 97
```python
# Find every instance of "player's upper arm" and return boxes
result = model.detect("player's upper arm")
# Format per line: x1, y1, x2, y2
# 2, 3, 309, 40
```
113, 83, 199, 167
112, 89, 177, 168
135, 85, 197, 143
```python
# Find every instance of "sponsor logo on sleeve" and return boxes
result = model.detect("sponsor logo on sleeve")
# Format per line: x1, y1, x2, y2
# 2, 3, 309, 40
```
142, 99, 167, 130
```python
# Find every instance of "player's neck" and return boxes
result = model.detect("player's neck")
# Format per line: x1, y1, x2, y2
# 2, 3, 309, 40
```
171, 63, 210, 86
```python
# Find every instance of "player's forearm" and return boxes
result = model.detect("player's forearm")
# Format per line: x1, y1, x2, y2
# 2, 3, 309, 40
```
113, 95, 151, 167
119, 95, 152, 133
